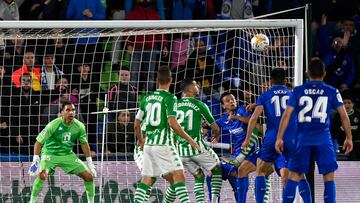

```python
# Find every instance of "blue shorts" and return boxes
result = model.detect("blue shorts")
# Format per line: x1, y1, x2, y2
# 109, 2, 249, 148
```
288, 144, 338, 174
231, 144, 259, 166
245, 149, 259, 166
260, 132, 294, 163
220, 162, 237, 181
274, 155, 287, 177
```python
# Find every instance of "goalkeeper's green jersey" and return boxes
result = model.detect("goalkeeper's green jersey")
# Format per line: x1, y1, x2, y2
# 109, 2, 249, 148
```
36, 117, 88, 156
176, 97, 215, 156
135, 89, 177, 146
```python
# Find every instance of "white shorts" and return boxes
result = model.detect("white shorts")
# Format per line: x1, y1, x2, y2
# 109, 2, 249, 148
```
134, 144, 144, 172
142, 145, 184, 177
181, 148, 220, 175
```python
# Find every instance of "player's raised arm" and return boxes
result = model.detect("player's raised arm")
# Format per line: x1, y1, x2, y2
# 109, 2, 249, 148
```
275, 106, 294, 153
337, 105, 353, 154
168, 117, 201, 152
242, 105, 263, 149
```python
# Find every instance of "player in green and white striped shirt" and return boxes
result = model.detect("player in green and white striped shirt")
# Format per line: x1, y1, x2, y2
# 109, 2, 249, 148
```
164, 78, 223, 203
133, 66, 201, 203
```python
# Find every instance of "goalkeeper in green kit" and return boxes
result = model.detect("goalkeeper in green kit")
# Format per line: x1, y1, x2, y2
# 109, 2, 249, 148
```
28, 100, 96, 203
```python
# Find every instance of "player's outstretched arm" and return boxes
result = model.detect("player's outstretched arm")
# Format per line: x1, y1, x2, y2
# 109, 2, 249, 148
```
210, 123, 221, 144
168, 117, 201, 152
275, 106, 294, 154
28, 141, 43, 176
242, 105, 263, 150
337, 105, 353, 154
134, 119, 144, 150
81, 143, 97, 177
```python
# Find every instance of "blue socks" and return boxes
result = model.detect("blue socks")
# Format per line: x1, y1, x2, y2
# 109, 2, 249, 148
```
324, 181, 336, 203
255, 176, 266, 203
298, 179, 312, 203
237, 177, 249, 203
282, 179, 298, 203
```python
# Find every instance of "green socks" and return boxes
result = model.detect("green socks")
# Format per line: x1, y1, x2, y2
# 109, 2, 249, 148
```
30, 177, 45, 203
174, 182, 190, 203
211, 167, 223, 203
84, 181, 95, 203
194, 176, 205, 203
134, 182, 150, 203
163, 184, 176, 203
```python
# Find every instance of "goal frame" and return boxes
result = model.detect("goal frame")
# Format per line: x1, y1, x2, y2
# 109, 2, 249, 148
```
0, 19, 304, 202
0, 19, 304, 86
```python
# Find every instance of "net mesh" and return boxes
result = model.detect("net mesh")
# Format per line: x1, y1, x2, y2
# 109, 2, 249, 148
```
0, 24, 298, 202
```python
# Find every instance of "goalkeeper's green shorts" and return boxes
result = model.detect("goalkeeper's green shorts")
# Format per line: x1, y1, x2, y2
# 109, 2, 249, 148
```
40, 153, 89, 175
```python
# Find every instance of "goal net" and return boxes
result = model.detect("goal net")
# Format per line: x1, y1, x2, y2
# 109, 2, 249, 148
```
0, 20, 303, 202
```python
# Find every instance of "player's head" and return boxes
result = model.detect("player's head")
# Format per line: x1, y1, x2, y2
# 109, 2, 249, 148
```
156, 66, 172, 86
220, 91, 237, 112
308, 58, 326, 80
342, 93, 354, 111
181, 78, 199, 97
118, 111, 131, 125
270, 68, 286, 85
20, 73, 32, 92
61, 100, 76, 122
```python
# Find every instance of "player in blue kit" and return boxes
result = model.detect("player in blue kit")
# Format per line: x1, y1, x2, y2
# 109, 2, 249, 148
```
243, 68, 312, 203
276, 58, 353, 203
216, 91, 261, 203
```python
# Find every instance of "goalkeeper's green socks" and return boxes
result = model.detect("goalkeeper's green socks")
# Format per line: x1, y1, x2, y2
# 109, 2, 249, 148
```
85, 181, 95, 203
30, 177, 44, 203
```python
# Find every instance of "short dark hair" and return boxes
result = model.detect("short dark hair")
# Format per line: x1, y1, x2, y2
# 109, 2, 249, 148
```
341, 92, 353, 101
220, 91, 234, 104
157, 66, 172, 85
20, 72, 32, 80
309, 58, 325, 78
270, 68, 286, 85
61, 100, 74, 111
180, 78, 195, 91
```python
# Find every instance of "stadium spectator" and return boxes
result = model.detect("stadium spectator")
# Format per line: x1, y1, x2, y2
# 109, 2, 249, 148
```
185, 38, 221, 100
331, 94, 360, 160
50, 77, 78, 104
125, 0, 165, 20
106, 111, 135, 154
0, 57, 11, 154
108, 67, 137, 113
126, 0, 168, 92
41, 91, 85, 125
4, 32, 25, 67
170, 33, 192, 97
10, 73, 41, 155
170, 0, 195, 20
66, 0, 105, 20
40, 50, 64, 90
106, 0, 125, 19
71, 63, 99, 146
0, 0, 19, 20
28, 0, 68, 20
322, 36, 355, 92
12, 49, 41, 91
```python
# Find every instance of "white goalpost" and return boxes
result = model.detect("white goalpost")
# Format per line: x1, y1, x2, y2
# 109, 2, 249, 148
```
0, 19, 303, 202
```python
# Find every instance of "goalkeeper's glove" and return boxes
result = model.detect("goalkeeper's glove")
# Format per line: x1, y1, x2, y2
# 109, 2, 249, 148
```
28, 155, 41, 176
86, 157, 97, 177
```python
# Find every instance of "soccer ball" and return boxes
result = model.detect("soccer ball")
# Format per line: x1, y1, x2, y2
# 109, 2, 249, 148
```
251, 34, 269, 52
